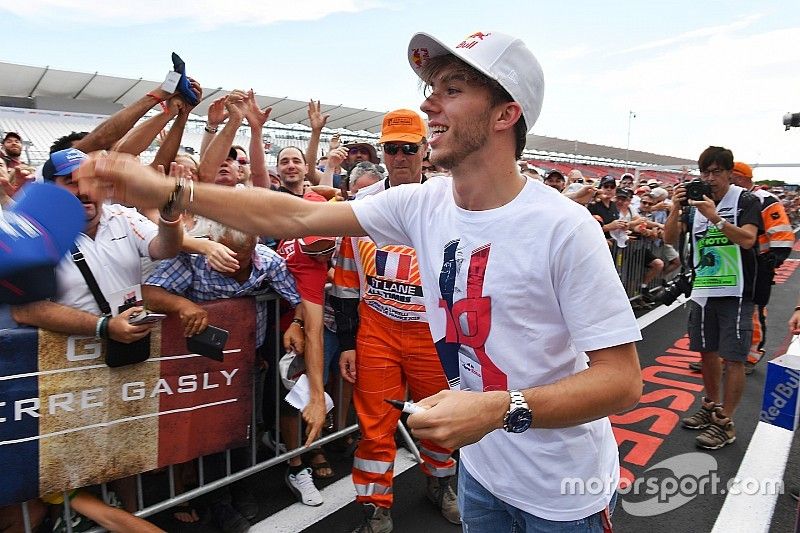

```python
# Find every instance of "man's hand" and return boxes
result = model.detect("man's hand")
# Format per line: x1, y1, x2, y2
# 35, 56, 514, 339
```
326, 147, 348, 171
184, 77, 202, 111
302, 396, 326, 447
408, 389, 508, 450
565, 184, 596, 205
283, 322, 305, 354
176, 300, 208, 337
307, 100, 330, 132
339, 349, 357, 383
689, 195, 719, 222
202, 240, 239, 273
606, 220, 627, 231
244, 89, 272, 129
329, 133, 341, 151
789, 311, 800, 335
107, 307, 155, 343
206, 96, 228, 128
224, 92, 247, 124
308, 185, 342, 201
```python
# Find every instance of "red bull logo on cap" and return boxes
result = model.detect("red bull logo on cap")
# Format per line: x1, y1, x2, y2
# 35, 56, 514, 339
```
411, 48, 429, 68
457, 31, 492, 50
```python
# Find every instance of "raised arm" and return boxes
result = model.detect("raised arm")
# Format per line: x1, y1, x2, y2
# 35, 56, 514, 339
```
201, 96, 227, 156
73, 88, 173, 153
243, 89, 271, 188
150, 80, 202, 170
112, 107, 177, 156
304, 100, 329, 185
198, 92, 246, 183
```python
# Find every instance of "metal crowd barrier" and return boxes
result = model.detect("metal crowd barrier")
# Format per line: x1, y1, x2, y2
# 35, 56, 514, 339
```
6, 293, 359, 533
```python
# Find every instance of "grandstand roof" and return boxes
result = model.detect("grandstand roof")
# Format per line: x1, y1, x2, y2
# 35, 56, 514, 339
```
0, 61, 386, 134
0, 61, 696, 167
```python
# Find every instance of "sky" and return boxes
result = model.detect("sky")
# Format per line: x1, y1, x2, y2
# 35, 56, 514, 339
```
1, 0, 800, 180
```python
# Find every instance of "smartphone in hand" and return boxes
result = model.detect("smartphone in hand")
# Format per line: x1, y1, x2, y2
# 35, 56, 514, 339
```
128, 311, 167, 325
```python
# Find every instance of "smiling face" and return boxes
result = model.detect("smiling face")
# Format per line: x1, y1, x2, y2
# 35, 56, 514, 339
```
277, 147, 308, 192
419, 66, 496, 172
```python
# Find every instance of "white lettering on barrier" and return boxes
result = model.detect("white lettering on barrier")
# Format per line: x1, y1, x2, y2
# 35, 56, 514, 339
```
1, 368, 242, 422
81, 389, 103, 409
202, 373, 219, 390
66, 336, 103, 362
123, 382, 146, 401
49, 393, 74, 414
15, 398, 40, 420
178, 375, 197, 393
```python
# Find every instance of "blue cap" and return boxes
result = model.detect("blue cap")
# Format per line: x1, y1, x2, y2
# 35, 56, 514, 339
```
0, 182, 85, 303
42, 148, 88, 182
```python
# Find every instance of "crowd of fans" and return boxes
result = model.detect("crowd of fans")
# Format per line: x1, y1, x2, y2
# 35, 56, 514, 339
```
0, 63, 798, 533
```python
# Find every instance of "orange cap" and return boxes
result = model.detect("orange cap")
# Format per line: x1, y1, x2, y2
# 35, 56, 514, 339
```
378, 109, 427, 144
732, 162, 752, 178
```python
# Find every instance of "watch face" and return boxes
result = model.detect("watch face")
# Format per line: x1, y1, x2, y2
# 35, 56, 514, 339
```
508, 408, 533, 433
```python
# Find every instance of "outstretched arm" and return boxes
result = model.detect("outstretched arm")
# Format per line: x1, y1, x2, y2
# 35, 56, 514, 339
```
78, 152, 368, 239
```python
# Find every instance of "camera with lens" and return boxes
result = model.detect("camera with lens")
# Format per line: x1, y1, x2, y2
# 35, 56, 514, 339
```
653, 270, 693, 306
783, 112, 800, 131
682, 178, 712, 205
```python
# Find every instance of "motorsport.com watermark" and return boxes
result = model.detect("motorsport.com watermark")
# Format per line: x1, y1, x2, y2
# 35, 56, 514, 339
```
561, 453, 784, 516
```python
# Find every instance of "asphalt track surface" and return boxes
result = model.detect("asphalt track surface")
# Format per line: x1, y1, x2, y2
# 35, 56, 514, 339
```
147, 257, 800, 533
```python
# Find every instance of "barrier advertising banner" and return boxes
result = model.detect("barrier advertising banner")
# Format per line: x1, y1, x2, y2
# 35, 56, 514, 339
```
0, 298, 256, 506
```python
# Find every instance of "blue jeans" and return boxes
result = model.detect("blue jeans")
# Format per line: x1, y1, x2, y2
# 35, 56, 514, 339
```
458, 465, 617, 533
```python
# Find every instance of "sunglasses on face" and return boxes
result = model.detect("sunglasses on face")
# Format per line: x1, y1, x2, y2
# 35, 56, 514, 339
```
383, 143, 420, 156
640, 201, 654, 206
348, 147, 371, 156
238, 158, 249, 165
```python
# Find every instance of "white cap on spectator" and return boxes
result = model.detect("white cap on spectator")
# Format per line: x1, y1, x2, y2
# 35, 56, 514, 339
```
650, 187, 668, 201
408, 31, 545, 132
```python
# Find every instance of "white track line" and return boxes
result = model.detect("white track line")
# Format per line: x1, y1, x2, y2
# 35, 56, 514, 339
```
250, 447, 418, 533
711, 422, 794, 533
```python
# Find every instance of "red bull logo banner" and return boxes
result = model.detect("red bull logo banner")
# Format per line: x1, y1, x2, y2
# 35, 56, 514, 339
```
0, 298, 256, 506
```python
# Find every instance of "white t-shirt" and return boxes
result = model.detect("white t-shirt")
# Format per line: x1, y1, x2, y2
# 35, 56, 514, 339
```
55, 204, 158, 314
351, 176, 641, 520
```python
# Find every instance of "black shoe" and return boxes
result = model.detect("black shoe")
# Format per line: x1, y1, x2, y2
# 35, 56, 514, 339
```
210, 500, 250, 533
232, 489, 259, 521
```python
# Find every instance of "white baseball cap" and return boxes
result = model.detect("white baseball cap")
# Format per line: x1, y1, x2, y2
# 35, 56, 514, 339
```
408, 31, 545, 133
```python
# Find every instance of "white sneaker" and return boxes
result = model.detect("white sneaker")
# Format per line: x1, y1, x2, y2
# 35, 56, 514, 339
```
286, 467, 323, 506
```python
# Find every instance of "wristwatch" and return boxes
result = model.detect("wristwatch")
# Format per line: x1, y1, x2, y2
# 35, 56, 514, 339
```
713, 218, 727, 230
503, 390, 533, 433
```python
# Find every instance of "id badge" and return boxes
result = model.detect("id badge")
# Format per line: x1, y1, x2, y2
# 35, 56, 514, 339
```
108, 284, 143, 316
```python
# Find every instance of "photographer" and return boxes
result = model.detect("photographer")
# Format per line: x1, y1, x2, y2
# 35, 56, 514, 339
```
663, 146, 763, 450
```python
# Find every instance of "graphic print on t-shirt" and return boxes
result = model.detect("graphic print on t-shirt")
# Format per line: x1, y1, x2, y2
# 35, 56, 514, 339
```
356, 239, 426, 321
435, 239, 508, 392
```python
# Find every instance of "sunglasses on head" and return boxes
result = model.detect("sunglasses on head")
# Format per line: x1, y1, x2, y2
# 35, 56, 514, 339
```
383, 143, 420, 156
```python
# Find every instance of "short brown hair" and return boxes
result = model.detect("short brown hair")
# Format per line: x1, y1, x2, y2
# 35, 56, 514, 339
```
698, 146, 733, 173
418, 54, 527, 158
